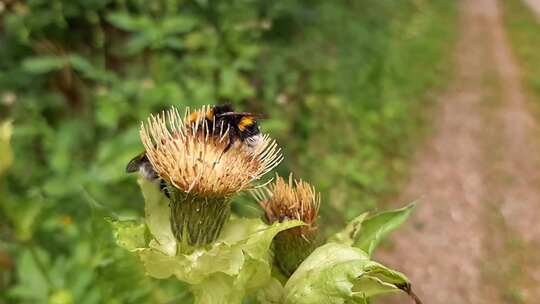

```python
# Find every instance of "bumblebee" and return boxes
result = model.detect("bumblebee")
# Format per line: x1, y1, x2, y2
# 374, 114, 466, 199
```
212, 104, 263, 153
126, 151, 171, 197
126, 104, 264, 192
186, 103, 263, 152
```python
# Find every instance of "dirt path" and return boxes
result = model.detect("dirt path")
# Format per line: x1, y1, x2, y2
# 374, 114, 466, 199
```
378, 0, 540, 303
523, 0, 540, 19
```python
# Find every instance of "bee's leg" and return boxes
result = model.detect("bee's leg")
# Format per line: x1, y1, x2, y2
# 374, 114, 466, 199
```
159, 179, 170, 198
222, 139, 233, 154
278, 214, 290, 223
213, 138, 234, 168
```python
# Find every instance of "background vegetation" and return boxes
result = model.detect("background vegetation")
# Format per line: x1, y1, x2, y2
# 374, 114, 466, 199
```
502, 0, 540, 109
0, 0, 456, 303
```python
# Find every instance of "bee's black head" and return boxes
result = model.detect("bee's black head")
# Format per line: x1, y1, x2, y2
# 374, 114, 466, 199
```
213, 103, 235, 116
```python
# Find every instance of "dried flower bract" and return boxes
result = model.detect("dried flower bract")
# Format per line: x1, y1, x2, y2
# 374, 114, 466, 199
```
255, 174, 320, 233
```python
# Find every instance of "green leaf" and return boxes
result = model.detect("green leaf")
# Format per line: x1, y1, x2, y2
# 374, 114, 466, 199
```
12, 201, 43, 241
106, 13, 151, 31
328, 212, 369, 246
8, 249, 50, 301
164, 37, 185, 50
161, 16, 198, 34
138, 178, 177, 256
49, 290, 74, 304
69, 55, 115, 82
22, 56, 66, 74
353, 204, 415, 256
283, 243, 410, 304
0, 120, 13, 176
69, 55, 95, 75
125, 34, 152, 53
110, 219, 147, 251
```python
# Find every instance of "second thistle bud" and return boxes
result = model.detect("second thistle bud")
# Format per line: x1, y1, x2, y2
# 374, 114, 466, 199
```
254, 174, 321, 277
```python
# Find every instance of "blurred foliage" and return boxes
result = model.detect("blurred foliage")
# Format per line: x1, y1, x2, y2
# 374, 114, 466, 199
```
0, 0, 456, 303
0, 121, 13, 175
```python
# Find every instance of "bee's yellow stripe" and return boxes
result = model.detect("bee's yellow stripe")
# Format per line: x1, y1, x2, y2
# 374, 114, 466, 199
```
238, 116, 254, 131
187, 109, 214, 123
187, 111, 201, 123
206, 109, 214, 120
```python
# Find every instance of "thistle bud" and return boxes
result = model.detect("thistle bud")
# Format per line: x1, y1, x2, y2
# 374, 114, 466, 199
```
254, 174, 321, 277
140, 106, 282, 247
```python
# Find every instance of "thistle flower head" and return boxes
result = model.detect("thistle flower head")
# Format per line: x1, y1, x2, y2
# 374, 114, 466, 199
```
253, 174, 321, 276
254, 174, 320, 235
140, 106, 282, 198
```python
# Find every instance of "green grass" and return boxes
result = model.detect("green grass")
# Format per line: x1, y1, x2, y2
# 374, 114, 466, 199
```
498, 2, 540, 302
501, 0, 540, 110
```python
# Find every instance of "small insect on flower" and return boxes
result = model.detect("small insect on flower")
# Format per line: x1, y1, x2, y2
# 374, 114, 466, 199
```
125, 151, 170, 196
126, 104, 267, 196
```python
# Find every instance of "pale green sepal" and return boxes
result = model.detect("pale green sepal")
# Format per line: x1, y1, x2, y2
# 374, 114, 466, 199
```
352, 275, 399, 299
190, 256, 271, 304
283, 243, 410, 304
328, 212, 369, 246
256, 277, 285, 304
110, 219, 147, 251
353, 204, 415, 256
236, 219, 304, 260
191, 272, 244, 304
138, 240, 245, 282
136, 219, 302, 303
218, 217, 269, 244
138, 178, 177, 256
351, 261, 409, 299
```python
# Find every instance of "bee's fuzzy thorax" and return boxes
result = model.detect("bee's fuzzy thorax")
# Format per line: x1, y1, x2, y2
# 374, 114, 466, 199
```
238, 116, 254, 131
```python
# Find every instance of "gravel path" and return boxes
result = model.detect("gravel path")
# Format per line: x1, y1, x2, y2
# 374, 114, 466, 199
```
378, 0, 540, 303
523, 0, 540, 18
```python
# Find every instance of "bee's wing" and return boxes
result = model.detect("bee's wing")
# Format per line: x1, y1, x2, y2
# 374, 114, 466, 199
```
126, 152, 146, 173
217, 112, 268, 120
251, 113, 269, 120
